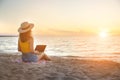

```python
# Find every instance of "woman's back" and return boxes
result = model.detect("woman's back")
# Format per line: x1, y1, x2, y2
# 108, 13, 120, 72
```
19, 39, 31, 53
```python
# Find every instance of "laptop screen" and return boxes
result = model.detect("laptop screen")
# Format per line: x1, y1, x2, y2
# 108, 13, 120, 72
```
35, 45, 46, 52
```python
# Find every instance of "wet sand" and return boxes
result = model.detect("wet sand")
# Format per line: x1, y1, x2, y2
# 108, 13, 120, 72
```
0, 54, 120, 80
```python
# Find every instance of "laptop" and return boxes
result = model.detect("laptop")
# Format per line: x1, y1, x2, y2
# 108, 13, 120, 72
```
35, 45, 46, 52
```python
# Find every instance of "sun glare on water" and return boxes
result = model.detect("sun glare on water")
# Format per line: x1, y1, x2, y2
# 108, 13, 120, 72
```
99, 31, 108, 38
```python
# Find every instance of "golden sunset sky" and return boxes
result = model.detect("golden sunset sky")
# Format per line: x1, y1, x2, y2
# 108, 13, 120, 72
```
0, 0, 120, 36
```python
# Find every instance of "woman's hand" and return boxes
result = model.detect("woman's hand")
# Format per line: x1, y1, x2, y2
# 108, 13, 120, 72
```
34, 50, 41, 55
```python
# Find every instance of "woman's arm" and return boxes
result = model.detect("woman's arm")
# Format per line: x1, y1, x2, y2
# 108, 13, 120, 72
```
29, 37, 34, 53
29, 37, 40, 54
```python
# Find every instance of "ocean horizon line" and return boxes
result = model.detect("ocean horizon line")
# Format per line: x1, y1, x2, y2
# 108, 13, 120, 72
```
0, 35, 18, 37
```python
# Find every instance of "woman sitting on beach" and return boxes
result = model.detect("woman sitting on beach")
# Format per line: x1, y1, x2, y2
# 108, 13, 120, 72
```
18, 22, 50, 62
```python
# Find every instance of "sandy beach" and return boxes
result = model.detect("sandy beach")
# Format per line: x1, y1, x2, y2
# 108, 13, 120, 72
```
0, 53, 120, 80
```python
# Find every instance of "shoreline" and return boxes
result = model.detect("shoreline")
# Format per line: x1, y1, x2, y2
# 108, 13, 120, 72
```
1, 52, 120, 63
0, 53, 120, 80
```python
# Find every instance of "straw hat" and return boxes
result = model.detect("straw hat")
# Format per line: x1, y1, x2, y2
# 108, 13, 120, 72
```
18, 22, 34, 33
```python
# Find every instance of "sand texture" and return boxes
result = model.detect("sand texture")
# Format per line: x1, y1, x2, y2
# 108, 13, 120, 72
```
0, 54, 120, 80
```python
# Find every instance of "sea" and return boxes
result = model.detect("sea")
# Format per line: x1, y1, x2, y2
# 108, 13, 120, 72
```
1, 36, 120, 62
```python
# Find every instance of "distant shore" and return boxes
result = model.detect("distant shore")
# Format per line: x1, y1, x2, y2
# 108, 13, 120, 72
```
0, 35, 18, 37
0, 53, 120, 80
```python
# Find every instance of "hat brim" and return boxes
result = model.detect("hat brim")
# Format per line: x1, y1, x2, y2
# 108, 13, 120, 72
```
18, 24, 34, 33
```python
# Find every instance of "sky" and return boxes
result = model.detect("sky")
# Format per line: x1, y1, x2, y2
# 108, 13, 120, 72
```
0, 0, 120, 36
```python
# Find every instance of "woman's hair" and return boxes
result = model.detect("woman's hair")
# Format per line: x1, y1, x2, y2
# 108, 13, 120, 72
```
19, 30, 33, 42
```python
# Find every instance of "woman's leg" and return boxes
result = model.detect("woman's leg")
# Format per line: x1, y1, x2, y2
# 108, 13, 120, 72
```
37, 52, 51, 61
40, 53, 51, 61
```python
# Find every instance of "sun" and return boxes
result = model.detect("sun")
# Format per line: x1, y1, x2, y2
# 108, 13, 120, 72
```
99, 31, 108, 38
